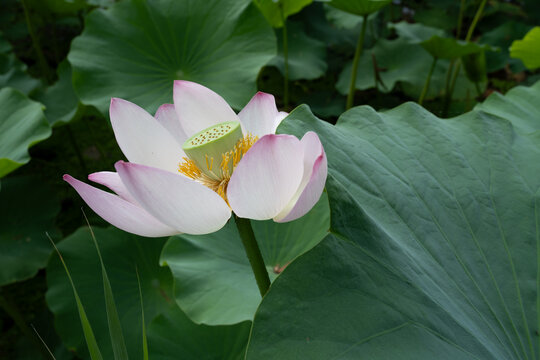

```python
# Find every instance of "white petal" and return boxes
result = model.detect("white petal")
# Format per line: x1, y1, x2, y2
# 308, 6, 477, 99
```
227, 134, 304, 220
88, 171, 139, 205
238, 92, 287, 137
274, 132, 327, 222
173, 80, 240, 137
155, 103, 189, 147
63, 174, 179, 237
110, 98, 183, 173
115, 161, 231, 235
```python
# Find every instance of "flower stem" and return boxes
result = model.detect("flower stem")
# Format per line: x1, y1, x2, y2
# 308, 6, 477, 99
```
234, 215, 270, 297
464, 0, 487, 43
443, 0, 487, 116
346, 14, 368, 110
456, 0, 466, 39
281, 7, 289, 109
419, 57, 437, 106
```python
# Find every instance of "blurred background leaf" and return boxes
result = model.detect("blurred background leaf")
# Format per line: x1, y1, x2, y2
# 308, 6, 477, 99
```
268, 21, 327, 81
510, 26, 540, 71
68, 0, 277, 115
0, 87, 51, 178
254, 0, 313, 28
0, 176, 60, 286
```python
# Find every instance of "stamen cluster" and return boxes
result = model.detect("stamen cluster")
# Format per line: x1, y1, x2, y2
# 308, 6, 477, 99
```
178, 133, 258, 203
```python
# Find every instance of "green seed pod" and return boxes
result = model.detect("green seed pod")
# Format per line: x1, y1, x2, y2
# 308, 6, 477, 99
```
182, 121, 243, 180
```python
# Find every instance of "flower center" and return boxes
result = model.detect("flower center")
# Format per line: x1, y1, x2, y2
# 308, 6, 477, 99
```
178, 121, 257, 203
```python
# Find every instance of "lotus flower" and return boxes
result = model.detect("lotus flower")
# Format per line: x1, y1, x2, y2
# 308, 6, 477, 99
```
64, 81, 327, 237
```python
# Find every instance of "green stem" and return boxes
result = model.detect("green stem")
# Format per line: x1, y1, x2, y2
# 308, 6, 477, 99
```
419, 57, 437, 106
456, 0, 466, 39
474, 81, 482, 97
465, 0, 487, 43
0, 293, 54, 359
234, 215, 270, 297
442, 60, 461, 117
346, 14, 368, 110
444, 0, 487, 116
444, 59, 456, 95
20, 0, 52, 84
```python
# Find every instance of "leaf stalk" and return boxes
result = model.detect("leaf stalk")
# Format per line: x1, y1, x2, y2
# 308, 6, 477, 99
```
346, 14, 369, 110
234, 215, 270, 297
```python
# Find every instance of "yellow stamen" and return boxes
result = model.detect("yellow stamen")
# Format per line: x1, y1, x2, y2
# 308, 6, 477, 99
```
177, 157, 201, 179
205, 154, 214, 171
178, 133, 258, 204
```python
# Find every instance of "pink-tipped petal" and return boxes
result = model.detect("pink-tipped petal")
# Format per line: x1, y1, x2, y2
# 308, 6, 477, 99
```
110, 98, 183, 173
273, 132, 327, 222
63, 174, 179, 237
173, 81, 240, 136
238, 92, 287, 137
155, 104, 189, 146
227, 134, 304, 220
115, 161, 231, 235
88, 171, 139, 205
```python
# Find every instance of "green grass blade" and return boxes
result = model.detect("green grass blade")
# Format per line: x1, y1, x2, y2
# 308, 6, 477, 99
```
136, 267, 148, 360
30, 324, 56, 360
84, 213, 129, 360
48, 233, 103, 360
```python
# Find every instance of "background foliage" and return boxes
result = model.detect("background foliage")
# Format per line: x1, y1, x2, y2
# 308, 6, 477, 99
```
0, 0, 539, 359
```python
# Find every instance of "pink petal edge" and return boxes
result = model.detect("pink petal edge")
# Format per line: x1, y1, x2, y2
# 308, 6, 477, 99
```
109, 98, 183, 173
227, 134, 304, 220
238, 92, 286, 137
88, 171, 139, 205
274, 131, 328, 222
63, 174, 179, 237
115, 161, 231, 235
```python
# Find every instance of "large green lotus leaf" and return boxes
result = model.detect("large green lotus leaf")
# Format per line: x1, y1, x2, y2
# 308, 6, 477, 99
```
35, 60, 80, 127
68, 0, 276, 115
268, 21, 327, 81
336, 37, 478, 100
0, 176, 60, 286
510, 27, 540, 70
0, 88, 51, 178
475, 81, 540, 135
246, 82, 540, 358
254, 0, 312, 28
0, 32, 40, 95
46, 227, 173, 359
326, 0, 391, 16
147, 304, 250, 360
160, 193, 329, 325
420, 35, 493, 60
